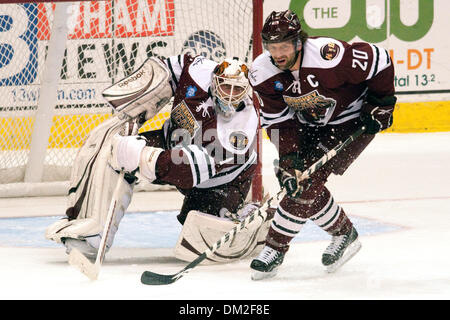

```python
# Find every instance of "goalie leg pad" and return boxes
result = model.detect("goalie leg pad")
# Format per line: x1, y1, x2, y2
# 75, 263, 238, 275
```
46, 168, 133, 246
173, 210, 271, 264
46, 126, 134, 254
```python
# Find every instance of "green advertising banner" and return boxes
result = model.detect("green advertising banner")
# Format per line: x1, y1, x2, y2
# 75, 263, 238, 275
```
288, 0, 450, 100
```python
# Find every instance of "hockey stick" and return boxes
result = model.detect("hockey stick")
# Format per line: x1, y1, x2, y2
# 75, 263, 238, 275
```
140, 126, 367, 285
141, 201, 273, 285
68, 170, 125, 280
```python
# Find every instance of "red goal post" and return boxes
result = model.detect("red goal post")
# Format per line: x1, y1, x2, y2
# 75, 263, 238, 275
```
0, 0, 264, 198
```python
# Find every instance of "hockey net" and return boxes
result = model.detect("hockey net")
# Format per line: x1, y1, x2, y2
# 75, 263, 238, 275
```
0, 0, 263, 197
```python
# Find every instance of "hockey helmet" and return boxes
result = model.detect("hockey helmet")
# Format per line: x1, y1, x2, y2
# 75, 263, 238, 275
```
261, 10, 302, 45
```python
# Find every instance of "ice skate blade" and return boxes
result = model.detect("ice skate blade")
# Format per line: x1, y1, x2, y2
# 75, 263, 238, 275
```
325, 240, 362, 274
251, 269, 278, 281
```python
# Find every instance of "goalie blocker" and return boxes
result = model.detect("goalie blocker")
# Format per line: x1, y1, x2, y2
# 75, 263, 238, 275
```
45, 57, 172, 255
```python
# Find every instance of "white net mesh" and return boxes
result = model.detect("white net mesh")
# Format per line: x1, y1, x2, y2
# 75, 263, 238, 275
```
0, 0, 256, 196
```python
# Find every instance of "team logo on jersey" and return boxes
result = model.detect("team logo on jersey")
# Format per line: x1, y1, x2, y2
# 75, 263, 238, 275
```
229, 131, 249, 150
320, 42, 340, 61
171, 100, 200, 138
283, 90, 336, 122
186, 85, 197, 98
274, 81, 284, 91
196, 98, 213, 118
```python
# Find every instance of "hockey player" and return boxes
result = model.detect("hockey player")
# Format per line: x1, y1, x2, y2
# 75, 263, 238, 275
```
46, 55, 267, 262
249, 10, 396, 280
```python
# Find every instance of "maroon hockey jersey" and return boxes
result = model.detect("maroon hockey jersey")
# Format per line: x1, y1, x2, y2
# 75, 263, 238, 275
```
154, 54, 258, 189
249, 36, 395, 130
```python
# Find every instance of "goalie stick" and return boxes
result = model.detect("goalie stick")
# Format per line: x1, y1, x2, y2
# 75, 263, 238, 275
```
68, 170, 125, 280
140, 126, 367, 285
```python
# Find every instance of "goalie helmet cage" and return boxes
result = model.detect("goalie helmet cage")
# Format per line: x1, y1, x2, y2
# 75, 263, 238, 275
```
0, 0, 264, 199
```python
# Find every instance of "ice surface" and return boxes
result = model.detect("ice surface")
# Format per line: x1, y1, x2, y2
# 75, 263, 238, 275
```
0, 132, 449, 300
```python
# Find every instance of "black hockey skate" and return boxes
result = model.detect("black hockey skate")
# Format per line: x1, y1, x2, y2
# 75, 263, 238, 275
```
322, 226, 361, 273
250, 246, 285, 280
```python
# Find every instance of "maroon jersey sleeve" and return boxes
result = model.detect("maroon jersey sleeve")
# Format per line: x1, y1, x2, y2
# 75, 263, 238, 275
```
153, 138, 239, 190
163, 54, 196, 94
154, 136, 258, 190
337, 41, 395, 97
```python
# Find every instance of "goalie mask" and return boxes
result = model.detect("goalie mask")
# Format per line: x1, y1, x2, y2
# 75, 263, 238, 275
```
211, 58, 250, 121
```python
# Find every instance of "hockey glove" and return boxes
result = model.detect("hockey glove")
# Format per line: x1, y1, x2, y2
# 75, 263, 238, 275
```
219, 202, 261, 222
275, 164, 299, 198
360, 93, 397, 134
109, 134, 147, 173
274, 153, 311, 199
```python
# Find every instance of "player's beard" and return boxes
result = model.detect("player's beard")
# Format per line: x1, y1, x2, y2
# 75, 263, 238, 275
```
274, 50, 300, 70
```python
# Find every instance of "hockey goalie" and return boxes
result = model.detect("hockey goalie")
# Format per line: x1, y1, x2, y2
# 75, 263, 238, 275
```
45, 55, 271, 264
